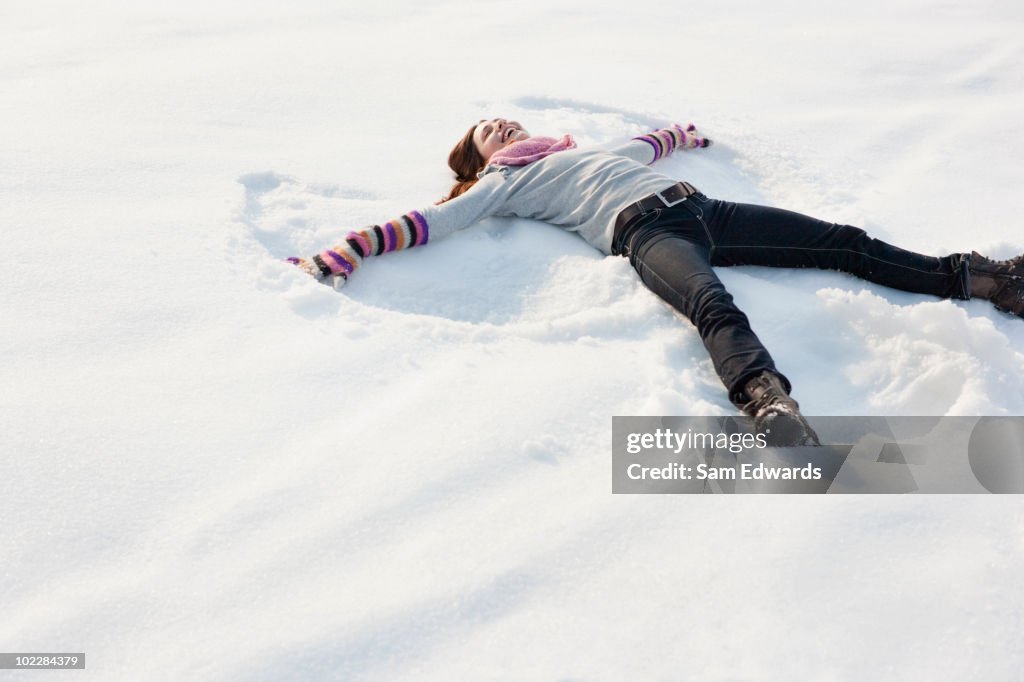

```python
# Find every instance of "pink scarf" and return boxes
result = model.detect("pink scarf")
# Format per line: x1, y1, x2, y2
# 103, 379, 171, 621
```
487, 134, 576, 166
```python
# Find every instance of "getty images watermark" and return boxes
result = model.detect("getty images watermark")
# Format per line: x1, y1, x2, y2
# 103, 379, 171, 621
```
612, 416, 1024, 493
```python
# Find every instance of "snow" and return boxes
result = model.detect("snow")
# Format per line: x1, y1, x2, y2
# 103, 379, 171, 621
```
3, 0, 1024, 679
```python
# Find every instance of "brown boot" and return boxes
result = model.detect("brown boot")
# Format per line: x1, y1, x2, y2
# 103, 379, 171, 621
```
970, 251, 1024, 318
741, 372, 821, 447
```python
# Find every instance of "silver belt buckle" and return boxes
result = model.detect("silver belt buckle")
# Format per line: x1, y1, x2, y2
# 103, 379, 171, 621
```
656, 186, 687, 207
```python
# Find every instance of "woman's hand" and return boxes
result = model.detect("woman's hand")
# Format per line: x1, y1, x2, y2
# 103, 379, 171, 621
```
286, 256, 319, 278
287, 256, 341, 284
675, 122, 712, 148
287, 256, 352, 290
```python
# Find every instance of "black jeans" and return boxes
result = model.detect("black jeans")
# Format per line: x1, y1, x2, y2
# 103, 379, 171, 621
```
612, 192, 971, 407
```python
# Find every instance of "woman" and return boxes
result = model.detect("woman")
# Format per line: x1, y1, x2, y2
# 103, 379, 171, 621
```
290, 118, 1024, 446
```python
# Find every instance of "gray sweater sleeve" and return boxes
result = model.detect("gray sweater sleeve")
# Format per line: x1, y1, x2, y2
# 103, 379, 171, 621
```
417, 170, 509, 241
606, 138, 659, 165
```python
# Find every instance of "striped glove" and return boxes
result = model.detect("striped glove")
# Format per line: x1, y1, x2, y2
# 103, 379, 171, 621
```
634, 123, 712, 162
288, 210, 430, 287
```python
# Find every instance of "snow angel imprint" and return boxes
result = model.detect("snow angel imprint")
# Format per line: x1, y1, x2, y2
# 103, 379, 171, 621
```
290, 117, 1024, 446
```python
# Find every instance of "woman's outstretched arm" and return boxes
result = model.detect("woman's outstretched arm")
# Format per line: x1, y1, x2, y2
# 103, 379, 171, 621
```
289, 210, 429, 282
290, 170, 509, 285
610, 122, 712, 165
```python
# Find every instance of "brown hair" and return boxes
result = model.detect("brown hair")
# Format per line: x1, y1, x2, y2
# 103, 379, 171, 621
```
437, 123, 486, 204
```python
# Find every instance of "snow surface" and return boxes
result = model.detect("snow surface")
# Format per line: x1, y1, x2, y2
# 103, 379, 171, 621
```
3, 0, 1024, 679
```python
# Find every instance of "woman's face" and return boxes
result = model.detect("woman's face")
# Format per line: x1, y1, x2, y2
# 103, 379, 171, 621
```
472, 118, 529, 162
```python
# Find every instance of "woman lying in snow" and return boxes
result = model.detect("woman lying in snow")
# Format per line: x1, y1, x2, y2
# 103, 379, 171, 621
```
290, 118, 1024, 446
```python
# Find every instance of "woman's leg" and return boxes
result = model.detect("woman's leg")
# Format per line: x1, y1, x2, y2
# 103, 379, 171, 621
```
630, 231, 788, 406
695, 199, 971, 300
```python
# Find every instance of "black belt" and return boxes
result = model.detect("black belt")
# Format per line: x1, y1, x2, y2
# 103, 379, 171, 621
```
613, 181, 700, 254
